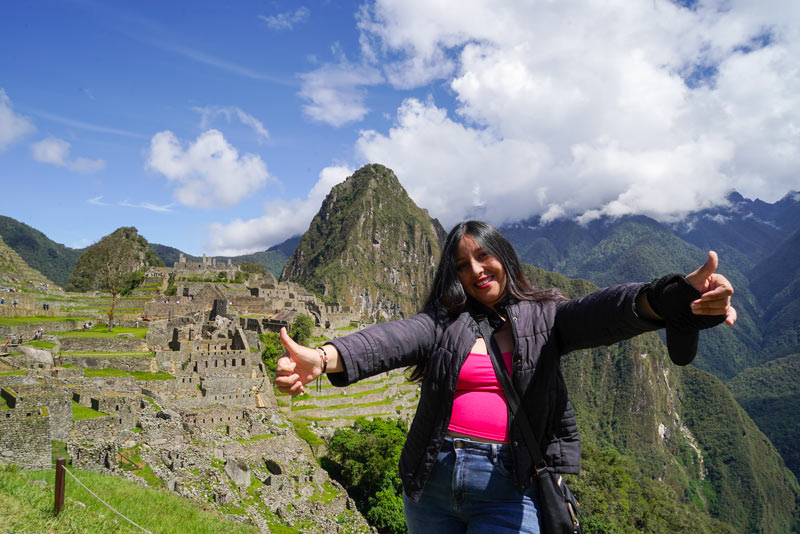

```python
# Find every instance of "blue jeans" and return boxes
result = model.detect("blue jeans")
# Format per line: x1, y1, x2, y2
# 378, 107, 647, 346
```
404, 436, 541, 534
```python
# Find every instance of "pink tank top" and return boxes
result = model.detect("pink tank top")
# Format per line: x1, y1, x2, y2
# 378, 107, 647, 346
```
447, 351, 513, 442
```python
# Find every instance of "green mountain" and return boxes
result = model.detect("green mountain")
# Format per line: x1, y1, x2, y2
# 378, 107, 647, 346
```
0, 215, 83, 287
232, 236, 300, 278
728, 354, 800, 481
506, 216, 763, 379
523, 264, 799, 533
0, 234, 54, 287
65, 226, 164, 292
748, 228, 800, 360
281, 164, 447, 320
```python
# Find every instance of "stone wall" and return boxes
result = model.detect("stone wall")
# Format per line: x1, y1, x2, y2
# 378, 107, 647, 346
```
154, 350, 191, 374
0, 407, 51, 468
143, 301, 208, 320
69, 415, 125, 442
92, 396, 139, 428
11, 384, 72, 440
229, 295, 270, 314
190, 350, 264, 378
59, 337, 149, 353
0, 373, 40, 387
60, 354, 156, 373
67, 438, 118, 471
0, 319, 85, 339
138, 376, 199, 398
181, 405, 248, 429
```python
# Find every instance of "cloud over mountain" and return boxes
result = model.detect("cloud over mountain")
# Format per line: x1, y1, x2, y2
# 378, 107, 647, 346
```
205, 164, 353, 255
348, 0, 800, 228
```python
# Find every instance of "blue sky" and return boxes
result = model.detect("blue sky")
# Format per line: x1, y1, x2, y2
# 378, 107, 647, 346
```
1, 1, 798, 256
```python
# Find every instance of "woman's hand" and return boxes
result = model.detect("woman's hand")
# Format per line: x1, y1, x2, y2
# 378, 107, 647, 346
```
274, 327, 322, 396
684, 251, 737, 326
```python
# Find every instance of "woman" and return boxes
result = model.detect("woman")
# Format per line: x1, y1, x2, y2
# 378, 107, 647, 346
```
275, 220, 735, 533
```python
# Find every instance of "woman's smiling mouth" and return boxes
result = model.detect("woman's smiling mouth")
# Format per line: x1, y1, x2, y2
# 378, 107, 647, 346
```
475, 276, 493, 289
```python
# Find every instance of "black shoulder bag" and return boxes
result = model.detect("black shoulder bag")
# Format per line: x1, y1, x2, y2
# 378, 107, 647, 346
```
478, 319, 583, 534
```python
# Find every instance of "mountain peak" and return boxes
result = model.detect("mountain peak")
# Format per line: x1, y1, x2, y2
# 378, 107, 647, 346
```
281, 164, 446, 320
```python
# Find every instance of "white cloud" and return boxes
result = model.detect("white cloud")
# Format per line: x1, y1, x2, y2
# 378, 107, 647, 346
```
89, 195, 174, 212
31, 137, 105, 172
119, 200, 174, 212
299, 61, 384, 127
206, 164, 353, 255
194, 106, 270, 144
87, 196, 110, 206
349, 0, 800, 226
259, 7, 310, 31
146, 129, 271, 208
0, 89, 35, 151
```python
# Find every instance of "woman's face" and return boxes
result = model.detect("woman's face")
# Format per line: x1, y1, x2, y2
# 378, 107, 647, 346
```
455, 234, 507, 309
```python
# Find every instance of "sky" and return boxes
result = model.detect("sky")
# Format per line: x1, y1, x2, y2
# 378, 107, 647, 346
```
1, 0, 798, 256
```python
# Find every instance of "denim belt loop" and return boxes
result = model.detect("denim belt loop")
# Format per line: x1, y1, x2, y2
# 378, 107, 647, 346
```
490, 443, 499, 463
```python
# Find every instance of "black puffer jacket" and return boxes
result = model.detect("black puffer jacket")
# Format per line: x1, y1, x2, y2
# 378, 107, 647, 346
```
328, 282, 662, 502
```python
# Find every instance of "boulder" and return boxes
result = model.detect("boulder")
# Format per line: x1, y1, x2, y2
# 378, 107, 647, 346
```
145, 320, 171, 347
225, 458, 251, 489
18, 346, 54, 368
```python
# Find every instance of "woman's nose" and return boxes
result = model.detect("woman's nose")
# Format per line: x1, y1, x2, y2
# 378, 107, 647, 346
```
467, 259, 482, 276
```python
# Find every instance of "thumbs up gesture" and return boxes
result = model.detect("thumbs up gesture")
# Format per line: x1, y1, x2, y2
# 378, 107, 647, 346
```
274, 327, 323, 395
684, 251, 737, 326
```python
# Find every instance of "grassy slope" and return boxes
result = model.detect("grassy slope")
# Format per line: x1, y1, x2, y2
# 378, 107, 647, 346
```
0, 465, 259, 534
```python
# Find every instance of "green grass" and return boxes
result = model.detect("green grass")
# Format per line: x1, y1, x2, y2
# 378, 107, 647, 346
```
236, 434, 278, 444
290, 418, 323, 448
0, 316, 90, 326
293, 412, 395, 422
0, 370, 27, 376
308, 480, 341, 504
0, 464, 260, 534
59, 326, 148, 339
119, 446, 163, 488
52, 440, 69, 464
60, 351, 155, 357
72, 400, 106, 421
25, 340, 57, 349
81, 368, 174, 381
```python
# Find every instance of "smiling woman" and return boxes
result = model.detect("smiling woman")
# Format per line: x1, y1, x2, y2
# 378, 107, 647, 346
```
274, 219, 735, 533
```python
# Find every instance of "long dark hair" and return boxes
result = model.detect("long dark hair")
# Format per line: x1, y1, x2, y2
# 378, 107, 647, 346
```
424, 220, 563, 316
409, 221, 564, 380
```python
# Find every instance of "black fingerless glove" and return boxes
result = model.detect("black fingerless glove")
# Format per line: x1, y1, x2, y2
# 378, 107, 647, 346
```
644, 274, 726, 365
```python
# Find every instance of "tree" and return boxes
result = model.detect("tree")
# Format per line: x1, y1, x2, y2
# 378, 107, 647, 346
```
238, 261, 267, 276
94, 235, 140, 332
321, 417, 408, 534
290, 314, 315, 346
260, 332, 284, 377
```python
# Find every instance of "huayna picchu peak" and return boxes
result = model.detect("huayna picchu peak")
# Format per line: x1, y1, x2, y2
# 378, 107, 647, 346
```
280, 164, 447, 321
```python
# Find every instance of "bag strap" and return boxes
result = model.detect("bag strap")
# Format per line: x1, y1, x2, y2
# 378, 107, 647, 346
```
477, 318, 548, 472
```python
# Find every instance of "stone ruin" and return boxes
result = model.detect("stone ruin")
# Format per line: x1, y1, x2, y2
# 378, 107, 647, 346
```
0, 294, 371, 533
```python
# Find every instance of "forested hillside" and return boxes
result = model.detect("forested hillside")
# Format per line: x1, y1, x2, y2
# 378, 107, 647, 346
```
523, 265, 799, 533
0, 215, 83, 287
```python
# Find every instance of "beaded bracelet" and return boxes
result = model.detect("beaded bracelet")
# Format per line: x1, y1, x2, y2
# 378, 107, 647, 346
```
316, 346, 329, 374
